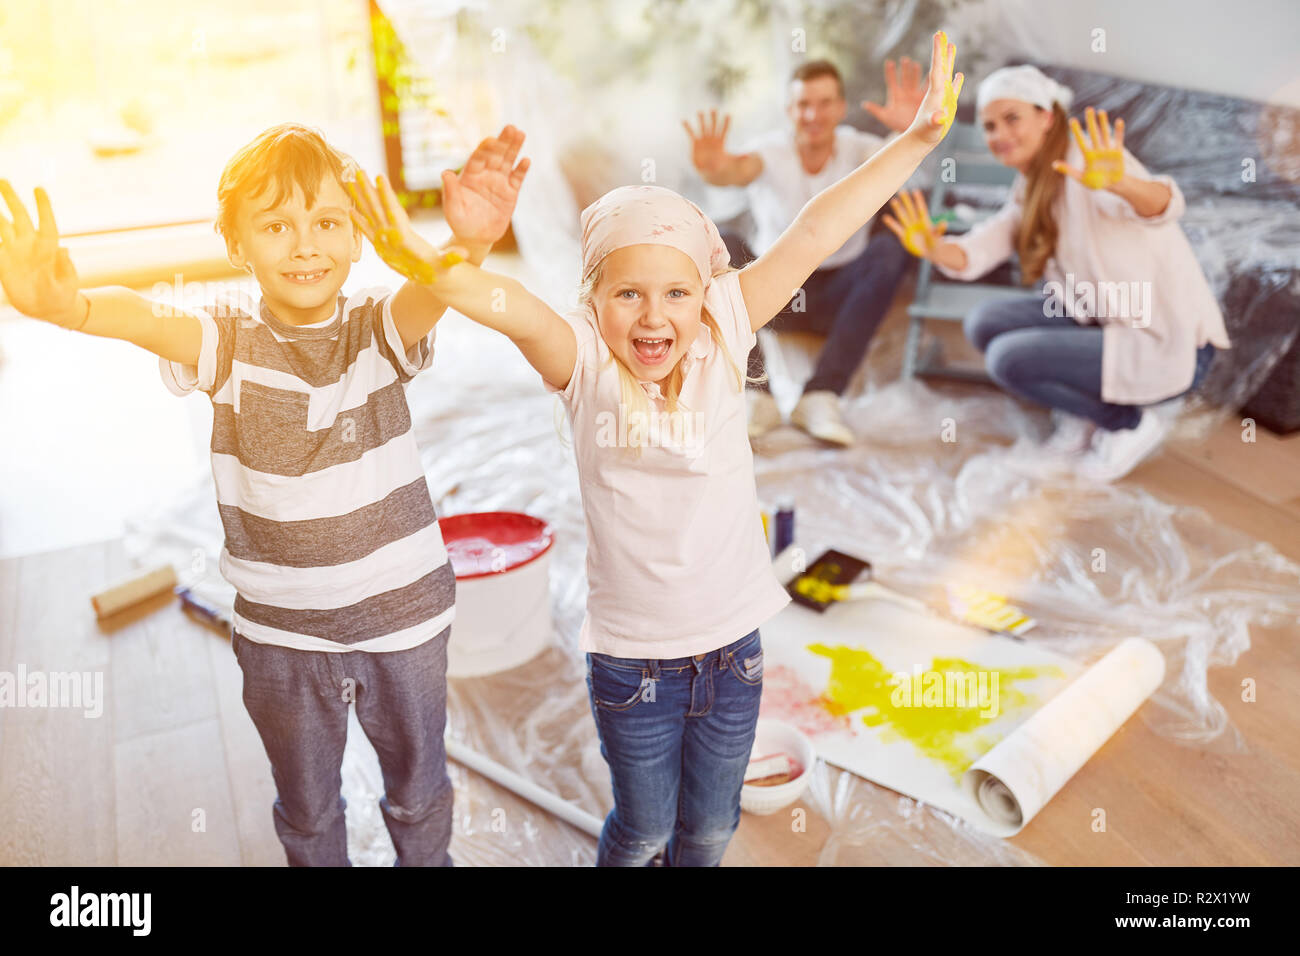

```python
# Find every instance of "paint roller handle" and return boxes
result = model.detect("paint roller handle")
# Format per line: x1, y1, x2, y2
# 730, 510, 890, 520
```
838, 581, 929, 612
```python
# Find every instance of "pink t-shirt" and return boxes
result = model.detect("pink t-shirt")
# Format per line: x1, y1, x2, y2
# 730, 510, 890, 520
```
545, 270, 791, 659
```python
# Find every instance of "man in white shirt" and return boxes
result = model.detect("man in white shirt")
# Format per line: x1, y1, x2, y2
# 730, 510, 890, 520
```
684, 59, 923, 445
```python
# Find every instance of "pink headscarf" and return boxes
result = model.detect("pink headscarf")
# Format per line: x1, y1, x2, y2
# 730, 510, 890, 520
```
579, 185, 732, 289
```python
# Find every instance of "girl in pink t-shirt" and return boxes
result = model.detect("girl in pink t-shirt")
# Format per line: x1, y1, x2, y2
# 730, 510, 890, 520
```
350, 33, 964, 866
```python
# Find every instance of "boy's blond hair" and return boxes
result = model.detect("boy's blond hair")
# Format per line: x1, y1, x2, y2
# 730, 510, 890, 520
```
215, 123, 357, 254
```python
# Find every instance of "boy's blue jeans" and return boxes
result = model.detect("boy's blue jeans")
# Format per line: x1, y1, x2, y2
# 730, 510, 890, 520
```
232, 627, 455, 867
585, 629, 764, 867
964, 295, 1216, 431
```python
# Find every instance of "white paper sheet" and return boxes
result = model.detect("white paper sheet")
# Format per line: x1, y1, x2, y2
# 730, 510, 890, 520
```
759, 577, 1163, 836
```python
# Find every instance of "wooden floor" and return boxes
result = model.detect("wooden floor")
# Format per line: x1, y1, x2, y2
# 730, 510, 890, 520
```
2, 260, 1298, 867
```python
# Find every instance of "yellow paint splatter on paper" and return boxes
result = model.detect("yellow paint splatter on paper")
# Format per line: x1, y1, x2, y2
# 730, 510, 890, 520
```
807, 644, 1064, 780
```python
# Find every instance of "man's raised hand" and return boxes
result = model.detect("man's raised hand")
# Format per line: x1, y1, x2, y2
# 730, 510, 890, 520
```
682, 110, 733, 176
862, 57, 926, 134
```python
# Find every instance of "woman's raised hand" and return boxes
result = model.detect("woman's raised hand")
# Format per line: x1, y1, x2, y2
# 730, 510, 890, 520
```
907, 31, 964, 145
882, 188, 948, 259
0, 181, 84, 327
347, 170, 465, 286
441, 124, 530, 247
1054, 106, 1125, 189
682, 110, 733, 176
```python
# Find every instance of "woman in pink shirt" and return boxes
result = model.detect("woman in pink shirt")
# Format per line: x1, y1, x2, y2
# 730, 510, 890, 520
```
885, 65, 1231, 482
350, 35, 965, 865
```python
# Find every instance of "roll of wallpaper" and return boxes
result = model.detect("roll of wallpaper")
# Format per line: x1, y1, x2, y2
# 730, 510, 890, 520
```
90, 564, 177, 619
961, 637, 1166, 835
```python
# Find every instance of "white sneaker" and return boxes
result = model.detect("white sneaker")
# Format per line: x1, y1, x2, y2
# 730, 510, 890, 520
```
1078, 410, 1168, 482
791, 390, 854, 447
747, 390, 783, 440
1042, 410, 1097, 456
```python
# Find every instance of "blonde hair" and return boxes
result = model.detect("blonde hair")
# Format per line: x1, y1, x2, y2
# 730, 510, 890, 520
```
578, 259, 759, 454
1016, 102, 1070, 285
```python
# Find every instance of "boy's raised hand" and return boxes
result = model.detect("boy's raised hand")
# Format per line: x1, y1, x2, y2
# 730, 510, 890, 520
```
907, 31, 964, 146
882, 188, 948, 259
0, 181, 84, 327
440, 124, 530, 247
348, 170, 465, 286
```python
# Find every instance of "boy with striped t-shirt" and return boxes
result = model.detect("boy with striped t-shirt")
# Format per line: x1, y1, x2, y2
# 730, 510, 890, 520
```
0, 123, 531, 866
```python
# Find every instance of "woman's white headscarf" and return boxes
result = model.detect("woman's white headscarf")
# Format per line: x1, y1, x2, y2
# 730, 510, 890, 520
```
976, 64, 1074, 116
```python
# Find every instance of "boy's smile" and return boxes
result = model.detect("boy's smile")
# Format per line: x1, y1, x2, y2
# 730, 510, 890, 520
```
228, 173, 360, 325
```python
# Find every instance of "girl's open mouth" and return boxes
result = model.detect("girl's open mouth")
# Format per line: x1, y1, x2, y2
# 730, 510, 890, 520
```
632, 336, 673, 365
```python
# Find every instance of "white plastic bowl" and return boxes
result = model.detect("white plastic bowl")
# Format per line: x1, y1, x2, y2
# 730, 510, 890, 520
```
740, 718, 816, 815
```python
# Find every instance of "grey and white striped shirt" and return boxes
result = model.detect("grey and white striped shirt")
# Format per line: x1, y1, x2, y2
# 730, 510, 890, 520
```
161, 287, 455, 652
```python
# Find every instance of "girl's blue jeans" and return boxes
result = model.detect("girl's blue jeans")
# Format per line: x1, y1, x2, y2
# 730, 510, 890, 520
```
964, 295, 1216, 432
585, 628, 765, 867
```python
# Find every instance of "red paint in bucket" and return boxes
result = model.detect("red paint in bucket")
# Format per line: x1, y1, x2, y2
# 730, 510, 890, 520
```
438, 512, 554, 580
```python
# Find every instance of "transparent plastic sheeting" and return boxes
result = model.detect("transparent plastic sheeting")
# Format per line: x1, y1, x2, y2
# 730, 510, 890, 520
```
374, 0, 1300, 418
125, 0, 1300, 865
126, 310, 1300, 866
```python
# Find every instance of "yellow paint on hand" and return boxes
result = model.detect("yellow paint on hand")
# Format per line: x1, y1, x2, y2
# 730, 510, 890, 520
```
807, 643, 1064, 780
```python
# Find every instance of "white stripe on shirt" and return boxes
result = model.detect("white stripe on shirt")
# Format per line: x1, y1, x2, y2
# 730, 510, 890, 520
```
220, 520, 449, 609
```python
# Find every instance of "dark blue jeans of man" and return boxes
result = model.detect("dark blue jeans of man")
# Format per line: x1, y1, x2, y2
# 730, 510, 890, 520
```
586, 628, 764, 867
232, 627, 455, 867
723, 229, 911, 395
964, 295, 1216, 432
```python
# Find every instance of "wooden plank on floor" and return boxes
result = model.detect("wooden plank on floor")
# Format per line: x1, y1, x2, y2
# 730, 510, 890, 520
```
1169, 415, 1300, 506
1132, 448, 1300, 564
728, 795, 832, 866
114, 718, 243, 866
0, 544, 116, 865
105, 547, 220, 743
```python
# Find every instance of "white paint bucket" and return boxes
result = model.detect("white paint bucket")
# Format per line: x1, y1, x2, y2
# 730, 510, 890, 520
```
439, 512, 555, 678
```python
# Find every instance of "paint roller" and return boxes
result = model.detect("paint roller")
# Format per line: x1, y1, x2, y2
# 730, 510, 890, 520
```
90, 564, 178, 618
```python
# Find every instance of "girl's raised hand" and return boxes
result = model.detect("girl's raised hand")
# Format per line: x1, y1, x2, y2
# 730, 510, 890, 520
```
882, 188, 948, 259
348, 170, 465, 285
907, 31, 964, 146
1053, 107, 1125, 189
0, 181, 83, 326
441, 124, 530, 246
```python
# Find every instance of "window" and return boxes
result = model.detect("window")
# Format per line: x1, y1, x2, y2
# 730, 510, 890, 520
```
0, 0, 384, 235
